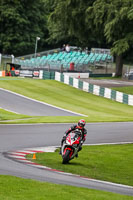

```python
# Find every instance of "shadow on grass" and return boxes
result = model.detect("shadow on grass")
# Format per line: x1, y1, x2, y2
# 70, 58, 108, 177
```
62, 160, 85, 167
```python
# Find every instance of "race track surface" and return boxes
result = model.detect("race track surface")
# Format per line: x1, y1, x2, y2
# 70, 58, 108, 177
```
80, 78, 133, 88
0, 87, 133, 196
0, 88, 82, 116
0, 123, 133, 196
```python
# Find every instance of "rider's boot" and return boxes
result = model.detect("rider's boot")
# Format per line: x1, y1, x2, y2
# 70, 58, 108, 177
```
75, 153, 78, 158
59, 147, 61, 155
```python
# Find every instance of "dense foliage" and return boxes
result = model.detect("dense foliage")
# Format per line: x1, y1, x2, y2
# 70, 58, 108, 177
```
0, 0, 133, 75
0, 0, 48, 55
86, 0, 133, 76
48, 0, 133, 76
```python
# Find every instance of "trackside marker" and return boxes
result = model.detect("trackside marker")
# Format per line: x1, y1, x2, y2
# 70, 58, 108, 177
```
32, 153, 36, 159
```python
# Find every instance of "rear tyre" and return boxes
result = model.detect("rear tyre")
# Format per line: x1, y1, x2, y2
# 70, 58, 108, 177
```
62, 149, 71, 164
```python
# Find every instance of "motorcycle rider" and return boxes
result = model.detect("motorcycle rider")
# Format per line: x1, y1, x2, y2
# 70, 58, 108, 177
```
60, 119, 87, 156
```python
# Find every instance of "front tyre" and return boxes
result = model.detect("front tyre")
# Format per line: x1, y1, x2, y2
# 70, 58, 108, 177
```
62, 149, 71, 164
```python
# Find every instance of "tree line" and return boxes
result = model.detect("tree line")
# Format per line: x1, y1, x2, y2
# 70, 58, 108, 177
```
0, 0, 133, 76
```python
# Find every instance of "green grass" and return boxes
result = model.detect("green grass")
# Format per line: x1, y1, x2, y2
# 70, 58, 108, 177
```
0, 108, 30, 121
112, 86, 133, 95
1, 78, 133, 199
27, 144, 133, 186
1, 78, 133, 123
0, 175, 132, 200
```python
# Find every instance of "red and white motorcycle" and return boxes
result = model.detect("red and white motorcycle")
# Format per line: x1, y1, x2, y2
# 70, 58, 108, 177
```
61, 129, 82, 164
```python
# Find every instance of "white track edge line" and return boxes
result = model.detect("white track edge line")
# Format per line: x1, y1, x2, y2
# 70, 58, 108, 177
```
0, 106, 20, 114
1, 122, 133, 126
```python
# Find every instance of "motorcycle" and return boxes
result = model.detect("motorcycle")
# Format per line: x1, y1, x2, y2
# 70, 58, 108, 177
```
61, 129, 82, 164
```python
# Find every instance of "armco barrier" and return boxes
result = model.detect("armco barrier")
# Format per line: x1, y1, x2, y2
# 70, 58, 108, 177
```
4, 70, 47, 79
55, 72, 133, 106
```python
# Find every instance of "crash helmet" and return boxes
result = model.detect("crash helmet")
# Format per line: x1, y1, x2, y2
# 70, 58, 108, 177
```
78, 119, 86, 128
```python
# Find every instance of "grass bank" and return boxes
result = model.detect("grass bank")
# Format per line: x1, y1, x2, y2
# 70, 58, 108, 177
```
27, 144, 133, 186
0, 78, 133, 123
112, 86, 133, 95
0, 175, 132, 200
0, 108, 30, 121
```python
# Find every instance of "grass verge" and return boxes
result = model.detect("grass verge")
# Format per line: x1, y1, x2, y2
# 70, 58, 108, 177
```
0, 78, 133, 123
27, 144, 133, 187
0, 108, 31, 121
112, 86, 133, 95
0, 175, 132, 200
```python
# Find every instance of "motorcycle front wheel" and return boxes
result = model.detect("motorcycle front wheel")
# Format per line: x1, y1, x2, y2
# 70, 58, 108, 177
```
62, 149, 71, 164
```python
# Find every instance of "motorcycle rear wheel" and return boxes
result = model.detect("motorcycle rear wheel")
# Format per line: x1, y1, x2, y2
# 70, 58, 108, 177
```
62, 149, 71, 164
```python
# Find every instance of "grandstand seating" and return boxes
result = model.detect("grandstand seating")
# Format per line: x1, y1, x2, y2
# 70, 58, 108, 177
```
14, 49, 113, 71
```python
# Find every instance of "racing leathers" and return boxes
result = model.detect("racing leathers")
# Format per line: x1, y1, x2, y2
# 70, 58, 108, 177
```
61, 125, 87, 149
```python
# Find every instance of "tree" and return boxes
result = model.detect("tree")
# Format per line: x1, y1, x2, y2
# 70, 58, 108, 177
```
86, 0, 133, 76
48, 0, 133, 76
48, 0, 97, 48
0, 0, 48, 56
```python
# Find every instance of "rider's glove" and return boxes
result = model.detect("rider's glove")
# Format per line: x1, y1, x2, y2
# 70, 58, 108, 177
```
63, 136, 66, 140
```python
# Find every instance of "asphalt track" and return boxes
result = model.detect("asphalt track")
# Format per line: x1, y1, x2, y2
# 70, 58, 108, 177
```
80, 78, 133, 88
0, 88, 83, 116
0, 89, 133, 196
0, 123, 133, 196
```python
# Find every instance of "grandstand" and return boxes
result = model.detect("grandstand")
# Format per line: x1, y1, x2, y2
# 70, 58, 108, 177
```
13, 47, 113, 72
